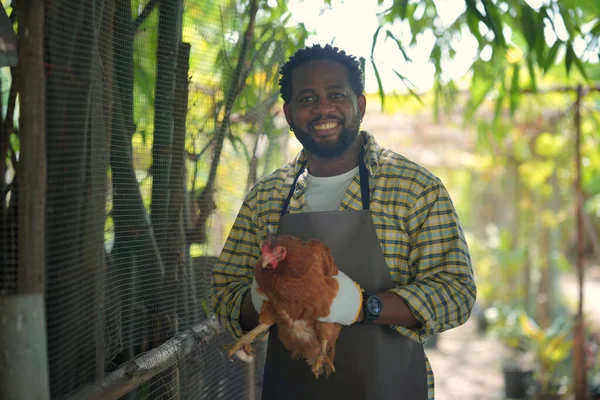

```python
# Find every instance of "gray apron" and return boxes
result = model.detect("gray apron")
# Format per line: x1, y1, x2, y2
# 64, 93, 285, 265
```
261, 141, 428, 400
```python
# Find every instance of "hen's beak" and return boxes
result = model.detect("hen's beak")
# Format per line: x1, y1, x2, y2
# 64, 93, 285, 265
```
261, 253, 276, 269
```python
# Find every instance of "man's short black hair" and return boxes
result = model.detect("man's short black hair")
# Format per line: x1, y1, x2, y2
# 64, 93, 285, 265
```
278, 44, 364, 104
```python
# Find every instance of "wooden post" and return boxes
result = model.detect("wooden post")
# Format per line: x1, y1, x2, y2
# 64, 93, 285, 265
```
573, 84, 587, 400
0, 0, 51, 399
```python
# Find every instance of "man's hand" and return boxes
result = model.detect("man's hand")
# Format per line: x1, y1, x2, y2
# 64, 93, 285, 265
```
317, 270, 363, 325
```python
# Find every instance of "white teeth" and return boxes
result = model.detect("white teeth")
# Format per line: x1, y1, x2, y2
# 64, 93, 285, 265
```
314, 122, 338, 130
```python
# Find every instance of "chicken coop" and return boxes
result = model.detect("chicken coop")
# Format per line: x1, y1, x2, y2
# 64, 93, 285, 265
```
0, 0, 294, 398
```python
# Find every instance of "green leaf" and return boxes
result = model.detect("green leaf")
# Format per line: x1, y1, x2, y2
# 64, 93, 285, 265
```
520, 5, 536, 52
526, 54, 537, 92
481, 0, 506, 48
565, 43, 574, 75
467, 77, 495, 117
591, 19, 600, 36
433, 78, 441, 122
371, 60, 385, 111
493, 76, 506, 122
370, 25, 382, 59
575, 0, 600, 14
509, 63, 521, 116
392, 69, 422, 104
429, 42, 442, 73
385, 30, 412, 62
543, 40, 561, 74
465, 10, 482, 42
399, 0, 409, 19
571, 51, 589, 80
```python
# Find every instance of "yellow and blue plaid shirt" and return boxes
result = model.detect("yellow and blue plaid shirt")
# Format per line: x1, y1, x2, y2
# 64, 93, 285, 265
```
210, 131, 477, 400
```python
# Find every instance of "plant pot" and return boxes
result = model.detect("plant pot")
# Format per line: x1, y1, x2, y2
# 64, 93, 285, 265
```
502, 365, 533, 399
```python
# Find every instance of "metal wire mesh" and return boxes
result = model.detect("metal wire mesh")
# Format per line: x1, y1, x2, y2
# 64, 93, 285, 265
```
118, 332, 267, 400
1, 0, 295, 398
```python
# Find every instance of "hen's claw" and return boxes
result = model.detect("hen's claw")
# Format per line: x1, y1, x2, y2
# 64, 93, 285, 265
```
311, 353, 335, 378
225, 340, 255, 359
224, 322, 271, 360
311, 339, 335, 378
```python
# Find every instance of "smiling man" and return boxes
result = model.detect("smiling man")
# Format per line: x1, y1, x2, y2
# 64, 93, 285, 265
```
210, 44, 477, 400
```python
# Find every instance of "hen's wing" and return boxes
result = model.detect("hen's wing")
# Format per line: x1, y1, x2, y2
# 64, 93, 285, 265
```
306, 239, 339, 277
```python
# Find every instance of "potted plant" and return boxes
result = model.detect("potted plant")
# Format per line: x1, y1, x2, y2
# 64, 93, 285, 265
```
486, 304, 536, 399
518, 313, 573, 400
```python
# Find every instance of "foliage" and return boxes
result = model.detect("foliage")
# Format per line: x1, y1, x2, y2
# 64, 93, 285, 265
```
466, 226, 528, 307
520, 313, 573, 395
369, 0, 600, 117
486, 305, 573, 395
105, 0, 311, 256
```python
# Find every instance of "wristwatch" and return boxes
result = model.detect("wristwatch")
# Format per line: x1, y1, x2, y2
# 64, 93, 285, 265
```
361, 290, 382, 323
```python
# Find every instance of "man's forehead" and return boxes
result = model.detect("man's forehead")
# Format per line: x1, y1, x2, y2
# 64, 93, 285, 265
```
291, 60, 350, 91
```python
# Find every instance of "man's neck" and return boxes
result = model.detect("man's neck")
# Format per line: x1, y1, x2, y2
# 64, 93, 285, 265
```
305, 135, 363, 177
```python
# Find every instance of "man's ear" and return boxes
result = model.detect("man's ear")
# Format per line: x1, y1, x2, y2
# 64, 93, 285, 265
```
357, 94, 366, 119
283, 103, 293, 127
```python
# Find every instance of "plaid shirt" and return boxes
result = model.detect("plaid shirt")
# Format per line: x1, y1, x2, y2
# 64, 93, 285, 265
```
210, 131, 477, 400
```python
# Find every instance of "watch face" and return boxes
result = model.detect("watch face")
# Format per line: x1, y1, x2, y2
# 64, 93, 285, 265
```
367, 296, 382, 314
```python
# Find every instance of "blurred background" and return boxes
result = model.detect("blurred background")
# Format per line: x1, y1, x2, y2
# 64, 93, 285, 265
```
1, 0, 599, 399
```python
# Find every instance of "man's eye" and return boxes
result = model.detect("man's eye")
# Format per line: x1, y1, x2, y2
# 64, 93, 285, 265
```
299, 96, 315, 103
331, 93, 345, 99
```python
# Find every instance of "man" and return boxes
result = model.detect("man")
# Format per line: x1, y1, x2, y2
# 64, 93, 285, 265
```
210, 44, 477, 400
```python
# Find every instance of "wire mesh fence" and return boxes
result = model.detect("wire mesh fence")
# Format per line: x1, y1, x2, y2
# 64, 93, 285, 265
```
1, 0, 303, 398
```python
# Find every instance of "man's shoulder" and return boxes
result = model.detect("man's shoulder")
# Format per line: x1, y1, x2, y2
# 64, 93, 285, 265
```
374, 146, 442, 194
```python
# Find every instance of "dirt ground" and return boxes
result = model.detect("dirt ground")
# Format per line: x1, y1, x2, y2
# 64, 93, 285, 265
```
427, 317, 508, 400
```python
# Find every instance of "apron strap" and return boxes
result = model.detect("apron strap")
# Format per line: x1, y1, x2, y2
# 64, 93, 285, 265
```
358, 148, 370, 210
280, 159, 307, 217
280, 142, 370, 217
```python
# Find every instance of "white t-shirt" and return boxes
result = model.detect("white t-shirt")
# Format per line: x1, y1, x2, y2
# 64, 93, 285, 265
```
304, 166, 359, 212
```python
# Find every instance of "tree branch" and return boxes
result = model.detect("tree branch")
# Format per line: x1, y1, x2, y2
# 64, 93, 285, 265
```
205, 0, 259, 195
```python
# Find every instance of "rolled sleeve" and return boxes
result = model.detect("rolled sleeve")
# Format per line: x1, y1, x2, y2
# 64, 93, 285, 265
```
209, 197, 260, 339
390, 181, 477, 343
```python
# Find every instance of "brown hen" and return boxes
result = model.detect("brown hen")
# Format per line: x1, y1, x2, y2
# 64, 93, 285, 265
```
226, 233, 343, 378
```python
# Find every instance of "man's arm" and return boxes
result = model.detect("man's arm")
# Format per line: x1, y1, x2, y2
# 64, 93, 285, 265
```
209, 196, 261, 339
369, 180, 476, 342
240, 291, 260, 331
356, 292, 421, 328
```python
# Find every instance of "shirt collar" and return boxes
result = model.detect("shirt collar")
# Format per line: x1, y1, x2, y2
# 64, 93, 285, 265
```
284, 131, 380, 192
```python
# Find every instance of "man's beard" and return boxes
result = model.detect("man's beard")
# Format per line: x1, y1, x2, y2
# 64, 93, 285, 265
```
290, 114, 361, 158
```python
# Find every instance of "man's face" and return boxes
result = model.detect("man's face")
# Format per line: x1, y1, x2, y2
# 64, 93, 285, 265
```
283, 60, 366, 158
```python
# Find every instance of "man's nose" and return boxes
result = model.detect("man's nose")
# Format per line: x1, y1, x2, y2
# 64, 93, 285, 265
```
312, 98, 335, 115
